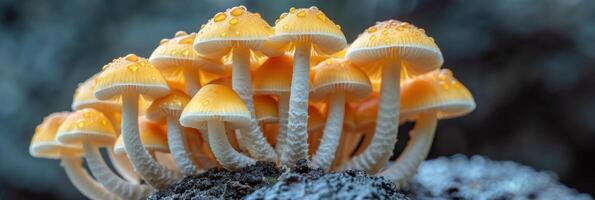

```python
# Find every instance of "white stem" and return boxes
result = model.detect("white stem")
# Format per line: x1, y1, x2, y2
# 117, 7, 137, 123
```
121, 93, 181, 190
275, 93, 290, 154
342, 59, 401, 173
282, 41, 311, 166
207, 120, 256, 170
311, 93, 345, 171
167, 117, 201, 175
234, 129, 249, 153
83, 143, 154, 200
232, 47, 277, 161
107, 148, 140, 184
378, 112, 437, 187
184, 70, 201, 96
60, 157, 121, 200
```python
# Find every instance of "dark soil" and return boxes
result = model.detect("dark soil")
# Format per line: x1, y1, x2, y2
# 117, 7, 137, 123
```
149, 159, 409, 200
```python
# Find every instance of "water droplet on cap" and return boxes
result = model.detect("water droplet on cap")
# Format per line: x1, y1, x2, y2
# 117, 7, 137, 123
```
127, 64, 139, 72
77, 122, 84, 128
297, 10, 306, 17
125, 54, 139, 62
202, 100, 209, 106
230, 6, 245, 16
279, 13, 288, 19
317, 13, 326, 21
175, 31, 188, 37
229, 18, 239, 25
220, 32, 227, 37
368, 27, 377, 33
214, 12, 227, 22
289, 7, 296, 14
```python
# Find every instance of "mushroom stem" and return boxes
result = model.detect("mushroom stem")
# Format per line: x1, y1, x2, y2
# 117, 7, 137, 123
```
378, 112, 437, 187
121, 93, 180, 190
207, 120, 256, 170
107, 149, 140, 184
83, 143, 154, 200
282, 41, 312, 166
60, 156, 121, 200
312, 93, 345, 170
167, 117, 201, 175
342, 59, 401, 172
231, 46, 277, 161
274, 93, 289, 154
183, 70, 201, 96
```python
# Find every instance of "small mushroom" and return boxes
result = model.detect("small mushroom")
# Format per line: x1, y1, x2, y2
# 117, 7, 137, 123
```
56, 109, 154, 200
271, 7, 347, 166
342, 20, 443, 172
309, 58, 372, 170
193, 5, 277, 161
94, 54, 179, 190
30, 112, 120, 200
149, 31, 224, 96
378, 69, 475, 186
180, 84, 255, 170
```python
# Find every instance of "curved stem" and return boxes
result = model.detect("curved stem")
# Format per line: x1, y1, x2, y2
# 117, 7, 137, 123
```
282, 41, 311, 166
311, 93, 345, 171
378, 113, 437, 187
183, 69, 201, 96
342, 59, 401, 173
83, 143, 154, 200
167, 117, 200, 175
207, 120, 256, 170
232, 47, 277, 161
107, 149, 140, 184
60, 157, 121, 200
274, 93, 290, 154
121, 93, 181, 190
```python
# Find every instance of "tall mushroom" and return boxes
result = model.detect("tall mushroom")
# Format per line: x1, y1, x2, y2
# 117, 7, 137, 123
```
309, 58, 372, 170
180, 84, 255, 170
193, 6, 277, 161
72, 74, 139, 184
150, 31, 223, 96
272, 7, 347, 165
30, 112, 121, 200
94, 54, 180, 190
342, 20, 443, 172
252, 54, 292, 154
146, 90, 200, 175
378, 69, 475, 186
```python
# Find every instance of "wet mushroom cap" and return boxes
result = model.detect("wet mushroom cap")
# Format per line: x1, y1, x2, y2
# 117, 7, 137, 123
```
310, 58, 372, 101
94, 54, 170, 101
30, 112, 83, 159
180, 84, 251, 130
113, 118, 170, 155
150, 31, 224, 74
72, 74, 121, 112
146, 90, 191, 121
400, 69, 476, 121
56, 108, 117, 147
272, 7, 347, 54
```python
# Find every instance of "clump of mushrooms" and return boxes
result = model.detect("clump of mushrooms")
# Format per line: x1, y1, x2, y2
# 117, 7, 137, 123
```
29, 5, 476, 197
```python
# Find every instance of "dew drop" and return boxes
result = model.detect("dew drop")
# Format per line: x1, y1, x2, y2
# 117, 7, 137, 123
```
175, 31, 187, 37
384, 38, 391, 44
442, 84, 450, 90
202, 100, 209, 106
382, 30, 389, 35
125, 54, 139, 62
229, 18, 239, 25
230, 6, 245, 16
317, 13, 326, 21
160, 39, 169, 44
368, 27, 377, 33
200, 24, 206, 29
183, 50, 190, 56
127, 65, 139, 72
77, 122, 84, 128
370, 35, 377, 41
336, 24, 341, 29
279, 13, 288, 19
220, 32, 227, 37
214, 12, 227, 22
297, 10, 306, 17
102, 65, 109, 71
289, 7, 296, 14
310, 6, 318, 10
438, 74, 447, 80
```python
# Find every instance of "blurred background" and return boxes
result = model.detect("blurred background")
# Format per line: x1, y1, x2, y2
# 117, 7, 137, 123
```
0, 0, 593, 199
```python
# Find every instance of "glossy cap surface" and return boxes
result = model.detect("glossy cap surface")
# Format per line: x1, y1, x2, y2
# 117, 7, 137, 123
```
57, 109, 117, 146
311, 58, 372, 101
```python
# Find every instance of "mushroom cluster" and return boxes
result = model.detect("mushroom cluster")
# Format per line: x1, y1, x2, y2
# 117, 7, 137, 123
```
29, 5, 475, 199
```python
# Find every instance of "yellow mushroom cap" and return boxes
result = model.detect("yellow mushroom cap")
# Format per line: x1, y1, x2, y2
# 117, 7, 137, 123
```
30, 112, 83, 159
146, 90, 190, 121
347, 20, 443, 76
94, 54, 170, 101
307, 105, 325, 132
310, 58, 373, 101
253, 95, 279, 124
180, 84, 251, 130
114, 118, 169, 154
272, 7, 347, 54
150, 31, 224, 74
72, 73, 121, 112
253, 54, 293, 96
194, 6, 273, 59
400, 69, 476, 120
56, 108, 117, 146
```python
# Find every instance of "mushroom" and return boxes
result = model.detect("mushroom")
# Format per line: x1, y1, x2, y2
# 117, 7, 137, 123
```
252, 54, 292, 154
307, 105, 325, 157
180, 84, 255, 170
72, 74, 140, 184
30, 112, 120, 200
342, 20, 443, 172
146, 89, 200, 175
378, 69, 475, 186
193, 6, 276, 161
271, 7, 347, 165
253, 95, 279, 146
331, 104, 358, 170
309, 58, 372, 170
94, 54, 180, 190
150, 31, 224, 96
184, 131, 219, 169
56, 109, 154, 200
